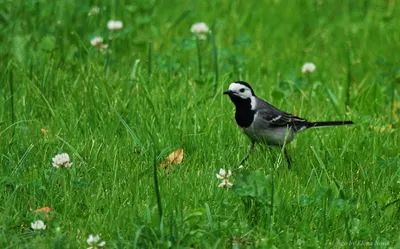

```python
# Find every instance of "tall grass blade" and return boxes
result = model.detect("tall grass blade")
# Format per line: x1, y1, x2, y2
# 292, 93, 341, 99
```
196, 38, 202, 77
8, 67, 15, 147
210, 31, 219, 84
153, 155, 163, 219
345, 44, 351, 108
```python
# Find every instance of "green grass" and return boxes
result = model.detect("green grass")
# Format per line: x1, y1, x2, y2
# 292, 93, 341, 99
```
1, 0, 400, 248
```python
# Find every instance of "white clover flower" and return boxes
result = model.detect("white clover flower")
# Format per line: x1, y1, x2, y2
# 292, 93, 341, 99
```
52, 153, 72, 168
216, 168, 233, 188
190, 22, 210, 40
90, 37, 103, 47
90, 37, 108, 51
238, 165, 244, 169
31, 220, 46, 230
87, 234, 100, 244
88, 6, 100, 16
87, 234, 106, 249
97, 44, 108, 51
216, 168, 232, 180
301, 62, 316, 73
218, 179, 233, 188
107, 20, 123, 30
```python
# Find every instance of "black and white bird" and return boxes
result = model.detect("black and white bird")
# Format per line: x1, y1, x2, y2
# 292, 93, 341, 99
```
224, 81, 353, 169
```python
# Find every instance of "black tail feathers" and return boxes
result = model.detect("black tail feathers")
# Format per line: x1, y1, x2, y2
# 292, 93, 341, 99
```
309, 120, 354, 128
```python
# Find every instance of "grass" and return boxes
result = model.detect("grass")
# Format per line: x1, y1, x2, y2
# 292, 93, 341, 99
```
1, 0, 400, 248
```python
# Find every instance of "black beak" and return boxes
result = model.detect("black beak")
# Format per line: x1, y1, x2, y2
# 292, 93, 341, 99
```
223, 90, 233, 95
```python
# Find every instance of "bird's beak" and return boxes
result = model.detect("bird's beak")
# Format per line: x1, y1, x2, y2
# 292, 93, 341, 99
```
223, 90, 233, 95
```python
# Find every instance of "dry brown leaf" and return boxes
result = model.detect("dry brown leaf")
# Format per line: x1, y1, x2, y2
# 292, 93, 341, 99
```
41, 128, 49, 134
160, 148, 184, 168
33, 206, 52, 214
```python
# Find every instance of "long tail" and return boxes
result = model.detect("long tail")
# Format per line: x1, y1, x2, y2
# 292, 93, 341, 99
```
309, 120, 354, 128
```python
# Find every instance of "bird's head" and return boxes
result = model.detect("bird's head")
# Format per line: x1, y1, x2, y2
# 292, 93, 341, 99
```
223, 81, 255, 99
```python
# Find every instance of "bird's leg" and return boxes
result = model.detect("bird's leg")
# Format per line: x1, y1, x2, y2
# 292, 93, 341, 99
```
239, 141, 255, 166
283, 147, 292, 170
249, 141, 255, 153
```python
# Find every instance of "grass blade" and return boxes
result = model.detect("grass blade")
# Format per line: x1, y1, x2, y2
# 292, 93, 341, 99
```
210, 31, 219, 84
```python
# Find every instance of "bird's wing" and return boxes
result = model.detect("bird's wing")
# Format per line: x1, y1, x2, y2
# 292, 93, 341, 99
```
254, 99, 309, 131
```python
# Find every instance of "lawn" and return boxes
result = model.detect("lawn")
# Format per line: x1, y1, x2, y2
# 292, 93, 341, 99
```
1, 0, 400, 248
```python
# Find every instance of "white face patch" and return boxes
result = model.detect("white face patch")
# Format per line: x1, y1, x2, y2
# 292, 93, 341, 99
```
228, 83, 253, 99
250, 96, 257, 110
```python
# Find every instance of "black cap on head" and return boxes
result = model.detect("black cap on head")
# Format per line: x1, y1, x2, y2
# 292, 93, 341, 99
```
234, 81, 255, 95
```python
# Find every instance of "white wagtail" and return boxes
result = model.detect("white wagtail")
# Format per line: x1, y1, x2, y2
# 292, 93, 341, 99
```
224, 81, 353, 169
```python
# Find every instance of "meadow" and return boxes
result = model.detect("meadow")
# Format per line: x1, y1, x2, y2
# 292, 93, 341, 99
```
1, 0, 400, 248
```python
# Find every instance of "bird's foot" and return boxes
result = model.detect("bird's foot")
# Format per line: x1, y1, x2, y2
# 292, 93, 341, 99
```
283, 147, 292, 170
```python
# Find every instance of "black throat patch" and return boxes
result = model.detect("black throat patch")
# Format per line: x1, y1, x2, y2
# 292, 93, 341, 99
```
228, 95, 255, 128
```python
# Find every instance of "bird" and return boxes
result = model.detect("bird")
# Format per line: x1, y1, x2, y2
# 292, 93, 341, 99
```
223, 81, 353, 169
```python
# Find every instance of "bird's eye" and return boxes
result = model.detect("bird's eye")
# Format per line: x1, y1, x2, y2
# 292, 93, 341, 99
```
240, 88, 245, 93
